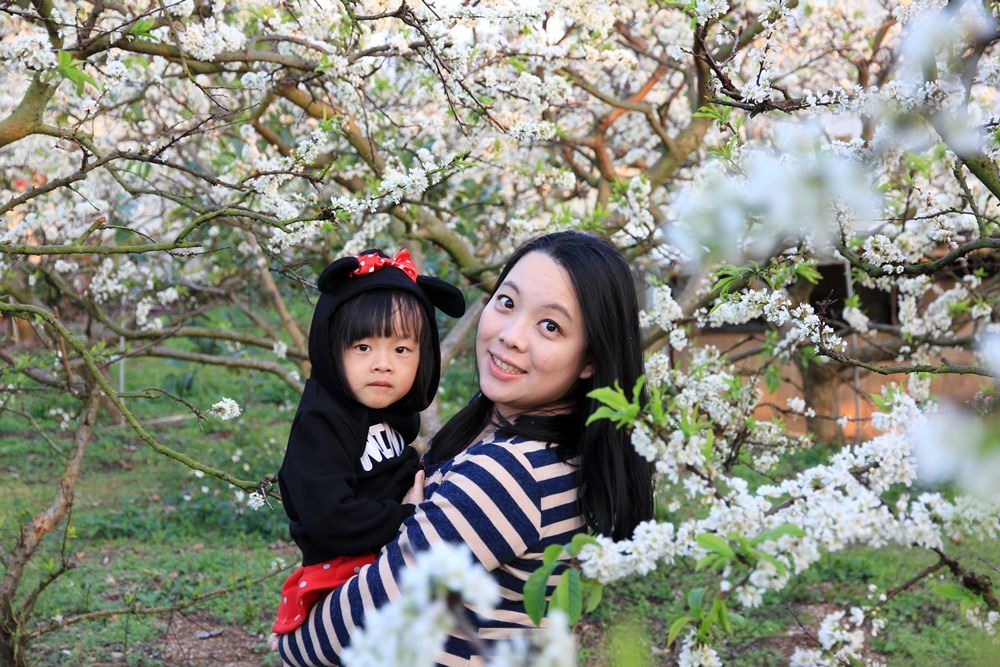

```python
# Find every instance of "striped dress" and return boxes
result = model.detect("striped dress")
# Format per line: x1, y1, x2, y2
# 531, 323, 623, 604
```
277, 431, 585, 666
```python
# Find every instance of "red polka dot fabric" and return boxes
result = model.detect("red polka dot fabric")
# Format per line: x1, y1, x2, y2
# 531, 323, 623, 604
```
272, 553, 377, 633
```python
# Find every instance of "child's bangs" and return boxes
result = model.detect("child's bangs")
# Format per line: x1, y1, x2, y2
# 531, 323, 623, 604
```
336, 289, 425, 345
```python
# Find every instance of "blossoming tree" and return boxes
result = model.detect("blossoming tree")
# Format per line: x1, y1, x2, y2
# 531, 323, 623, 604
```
1, 0, 999, 665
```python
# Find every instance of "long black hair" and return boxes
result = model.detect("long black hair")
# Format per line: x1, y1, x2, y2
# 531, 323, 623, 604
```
427, 231, 654, 540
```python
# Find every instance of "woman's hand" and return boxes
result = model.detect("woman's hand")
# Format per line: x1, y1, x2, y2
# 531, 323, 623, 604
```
402, 469, 425, 505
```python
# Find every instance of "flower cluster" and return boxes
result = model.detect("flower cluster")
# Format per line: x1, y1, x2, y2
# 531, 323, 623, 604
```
178, 17, 247, 61
677, 633, 723, 667
342, 542, 572, 667
581, 384, 1000, 642
667, 122, 880, 265
208, 397, 242, 421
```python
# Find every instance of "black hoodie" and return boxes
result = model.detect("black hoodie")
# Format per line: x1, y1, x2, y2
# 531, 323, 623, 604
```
277, 250, 465, 565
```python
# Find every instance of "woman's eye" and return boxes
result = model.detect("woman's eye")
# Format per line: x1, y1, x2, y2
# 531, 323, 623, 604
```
541, 319, 560, 334
497, 295, 514, 309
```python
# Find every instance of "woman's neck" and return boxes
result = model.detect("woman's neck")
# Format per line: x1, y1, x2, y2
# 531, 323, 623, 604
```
493, 402, 576, 423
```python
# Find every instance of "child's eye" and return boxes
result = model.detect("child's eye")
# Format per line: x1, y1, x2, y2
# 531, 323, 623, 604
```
541, 319, 560, 334
394, 346, 410, 354
355, 343, 370, 352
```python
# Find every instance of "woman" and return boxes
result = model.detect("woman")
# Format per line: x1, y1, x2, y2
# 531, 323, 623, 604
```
278, 231, 653, 666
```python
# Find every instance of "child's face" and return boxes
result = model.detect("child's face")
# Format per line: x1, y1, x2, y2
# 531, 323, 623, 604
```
341, 333, 421, 409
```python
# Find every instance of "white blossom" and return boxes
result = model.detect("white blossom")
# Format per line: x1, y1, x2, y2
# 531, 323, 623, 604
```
677, 633, 722, 667
247, 491, 267, 510
240, 71, 270, 90
843, 305, 871, 334
208, 397, 242, 421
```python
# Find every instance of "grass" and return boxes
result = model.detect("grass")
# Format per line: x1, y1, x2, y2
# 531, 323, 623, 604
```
2, 356, 999, 665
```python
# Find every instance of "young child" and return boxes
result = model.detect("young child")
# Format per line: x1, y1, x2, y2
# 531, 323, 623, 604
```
273, 248, 465, 634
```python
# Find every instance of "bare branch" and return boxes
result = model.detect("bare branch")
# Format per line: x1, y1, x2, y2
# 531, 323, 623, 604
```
0, 392, 98, 618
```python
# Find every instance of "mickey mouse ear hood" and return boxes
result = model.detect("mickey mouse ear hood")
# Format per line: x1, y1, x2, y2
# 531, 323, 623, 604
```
307, 248, 466, 411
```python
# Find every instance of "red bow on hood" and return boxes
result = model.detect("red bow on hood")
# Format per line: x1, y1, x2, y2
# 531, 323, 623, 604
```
350, 249, 419, 283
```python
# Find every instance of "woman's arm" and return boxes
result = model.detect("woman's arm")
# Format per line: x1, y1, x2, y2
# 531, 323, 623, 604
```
278, 441, 543, 667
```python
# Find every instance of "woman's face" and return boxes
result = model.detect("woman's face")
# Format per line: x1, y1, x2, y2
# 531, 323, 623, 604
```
476, 251, 593, 419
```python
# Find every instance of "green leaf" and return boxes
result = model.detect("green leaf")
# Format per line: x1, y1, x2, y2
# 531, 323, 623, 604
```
523, 562, 557, 626
701, 429, 715, 462
695, 554, 719, 572
631, 375, 646, 403
584, 581, 603, 613
929, 581, 976, 602
57, 51, 98, 95
711, 264, 752, 296
870, 389, 891, 411
947, 299, 971, 317
585, 406, 619, 426
587, 384, 629, 411
750, 524, 806, 547
707, 596, 724, 626
687, 587, 707, 613
543, 543, 565, 566
648, 383, 667, 426
506, 55, 529, 72
585, 381, 639, 427
569, 533, 600, 556
794, 262, 822, 284
731, 533, 753, 554
719, 598, 733, 634
696, 533, 734, 559
691, 103, 730, 125
763, 363, 781, 394
550, 568, 583, 624
692, 106, 722, 121
667, 615, 695, 646
128, 17, 156, 37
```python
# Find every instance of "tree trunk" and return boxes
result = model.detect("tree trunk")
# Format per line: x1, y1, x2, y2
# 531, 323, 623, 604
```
0, 392, 99, 665
0, 599, 26, 667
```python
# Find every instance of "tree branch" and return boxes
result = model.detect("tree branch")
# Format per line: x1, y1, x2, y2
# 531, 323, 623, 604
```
818, 344, 992, 377
257, 260, 309, 376
144, 346, 303, 392
0, 78, 56, 148
838, 237, 1000, 278
0, 392, 98, 620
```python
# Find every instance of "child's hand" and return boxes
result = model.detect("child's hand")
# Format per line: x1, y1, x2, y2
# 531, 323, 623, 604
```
268, 633, 279, 652
402, 469, 425, 505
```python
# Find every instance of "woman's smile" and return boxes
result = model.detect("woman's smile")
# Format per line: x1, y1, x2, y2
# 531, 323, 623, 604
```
486, 351, 526, 376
